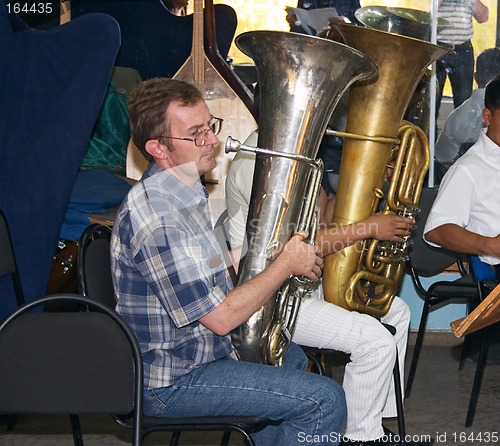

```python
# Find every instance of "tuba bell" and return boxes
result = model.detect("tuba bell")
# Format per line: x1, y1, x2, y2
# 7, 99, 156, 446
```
228, 30, 377, 365
322, 24, 450, 317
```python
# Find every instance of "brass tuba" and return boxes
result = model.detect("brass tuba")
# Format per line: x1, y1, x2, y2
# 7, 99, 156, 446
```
322, 24, 449, 317
228, 30, 377, 365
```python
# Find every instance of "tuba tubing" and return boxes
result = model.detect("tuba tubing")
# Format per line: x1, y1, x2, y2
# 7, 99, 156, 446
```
322, 24, 449, 317
230, 30, 377, 365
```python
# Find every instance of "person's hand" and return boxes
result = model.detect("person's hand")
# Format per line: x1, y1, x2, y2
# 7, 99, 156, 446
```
364, 213, 414, 242
279, 232, 323, 281
286, 11, 298, 29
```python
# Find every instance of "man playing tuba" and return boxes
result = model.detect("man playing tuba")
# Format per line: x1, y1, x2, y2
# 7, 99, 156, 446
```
110, 78, 348, 446
226, 134, 433, 446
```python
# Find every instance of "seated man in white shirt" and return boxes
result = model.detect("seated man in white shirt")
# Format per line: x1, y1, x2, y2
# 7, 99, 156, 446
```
225, 131, 432, 446
425, 75, 500, 274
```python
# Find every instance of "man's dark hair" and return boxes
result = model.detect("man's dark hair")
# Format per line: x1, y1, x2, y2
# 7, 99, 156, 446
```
484, 75, 500, 111
128, 78, 204, 161
475, 48, 500, 88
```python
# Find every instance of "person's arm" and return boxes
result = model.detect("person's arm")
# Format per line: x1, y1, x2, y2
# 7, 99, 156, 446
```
425, 223, 500, 257
472, 0, 489, 23
317, 213, 414, 257
201, 233, 323, 335
435, 98, 484, 164
319, 187, 335, 226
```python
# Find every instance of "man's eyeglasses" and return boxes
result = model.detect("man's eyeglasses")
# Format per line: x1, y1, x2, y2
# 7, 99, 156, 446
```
156, 117, 223, 147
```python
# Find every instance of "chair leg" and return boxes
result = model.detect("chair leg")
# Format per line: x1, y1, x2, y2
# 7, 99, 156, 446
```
393, 352, 406, 445
465, 328, 490, 427
6, 414, 19, 431
304, 350, 326, 376
405, 299, 431, 397
458, 334, 470, 370
220, 431, 232, 446
169, 431, 181, 446
459, 297, 480, 370
69, 414, 84, 446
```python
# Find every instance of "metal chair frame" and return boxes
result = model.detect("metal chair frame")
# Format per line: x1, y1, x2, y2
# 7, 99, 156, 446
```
0, 294, 143, 446
0, 209, 25, 308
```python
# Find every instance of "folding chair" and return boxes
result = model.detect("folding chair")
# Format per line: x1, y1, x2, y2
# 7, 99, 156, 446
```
0, 294, 143, 446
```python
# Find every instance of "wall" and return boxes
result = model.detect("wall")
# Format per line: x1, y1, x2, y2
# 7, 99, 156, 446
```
399, 271, 467, 331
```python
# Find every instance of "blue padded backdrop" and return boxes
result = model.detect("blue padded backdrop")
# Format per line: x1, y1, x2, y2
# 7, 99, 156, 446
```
0, 3, 120, 319
70, 0, 237, 79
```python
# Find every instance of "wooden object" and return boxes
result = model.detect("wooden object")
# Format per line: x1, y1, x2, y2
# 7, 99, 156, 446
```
450, 283, 500, 337
60, 0, 71, 24
172, 0, 257, 214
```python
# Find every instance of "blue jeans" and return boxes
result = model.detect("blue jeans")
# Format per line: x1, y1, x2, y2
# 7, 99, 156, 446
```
436, 40, 474, 117
143, 343, 347, 445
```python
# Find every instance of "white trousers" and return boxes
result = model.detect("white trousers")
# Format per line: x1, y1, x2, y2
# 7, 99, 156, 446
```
293, 295, 410, 441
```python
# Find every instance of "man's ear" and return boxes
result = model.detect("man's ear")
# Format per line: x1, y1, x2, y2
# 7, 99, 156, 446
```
482, 108, 491, 126
145, 139, 166, 159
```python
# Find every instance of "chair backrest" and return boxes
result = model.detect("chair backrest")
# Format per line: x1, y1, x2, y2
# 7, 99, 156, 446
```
77, 224, 116, 309
0, 294, 142, 445
407, 187, 462, 277
0, 210, 24, 307
469, 254, 497, 283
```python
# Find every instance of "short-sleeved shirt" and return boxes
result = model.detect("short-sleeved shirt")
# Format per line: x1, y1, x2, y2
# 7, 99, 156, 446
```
437, 0, 475, 45
424, 128, 500, 265
111, 162, 235, 389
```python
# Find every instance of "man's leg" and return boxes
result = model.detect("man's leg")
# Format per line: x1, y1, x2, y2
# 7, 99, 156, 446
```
449, 41, 474, 109
293, 297, 397, 441
143, 343, 347, 446
380, 297, 411, 417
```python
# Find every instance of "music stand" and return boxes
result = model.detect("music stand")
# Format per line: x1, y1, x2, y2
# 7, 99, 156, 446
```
450, 283, 500, 337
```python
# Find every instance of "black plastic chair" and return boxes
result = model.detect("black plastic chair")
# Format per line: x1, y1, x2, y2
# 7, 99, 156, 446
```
405, 187, 486, 397
77, 224, 270, 446
0, 210, 25, 309
77, 223, 115, 308
0, 209, 26, 431
0, 294, 143, 446
300, 322, 406, 443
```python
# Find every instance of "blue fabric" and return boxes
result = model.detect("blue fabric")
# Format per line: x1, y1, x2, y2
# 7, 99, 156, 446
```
60, 170, 131, 241
71, 0, 237, 80
0, 5, 120, 320
471, 255, 497, 282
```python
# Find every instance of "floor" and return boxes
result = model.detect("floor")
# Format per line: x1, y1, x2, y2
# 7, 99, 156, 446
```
1, 331, 499, 446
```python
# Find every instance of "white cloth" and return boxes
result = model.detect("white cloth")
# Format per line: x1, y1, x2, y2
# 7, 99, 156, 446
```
225, 143, 410, 440
424, 128, 500, 265
435, 89, 485, 165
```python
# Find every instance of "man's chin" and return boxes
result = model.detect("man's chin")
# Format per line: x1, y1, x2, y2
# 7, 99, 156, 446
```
200, 158, 217, 175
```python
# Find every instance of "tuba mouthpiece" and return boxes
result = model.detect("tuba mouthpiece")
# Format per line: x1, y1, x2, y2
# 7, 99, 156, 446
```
224, 136, 242, 154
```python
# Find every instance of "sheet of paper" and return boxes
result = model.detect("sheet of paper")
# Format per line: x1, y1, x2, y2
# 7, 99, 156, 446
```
286, 7, 339, 35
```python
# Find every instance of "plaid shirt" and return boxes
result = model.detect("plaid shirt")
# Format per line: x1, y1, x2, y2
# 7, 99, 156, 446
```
111, 163, 235, 389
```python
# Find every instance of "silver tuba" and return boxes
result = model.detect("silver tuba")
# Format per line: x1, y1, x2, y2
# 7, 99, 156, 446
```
227, 30, 377, 365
